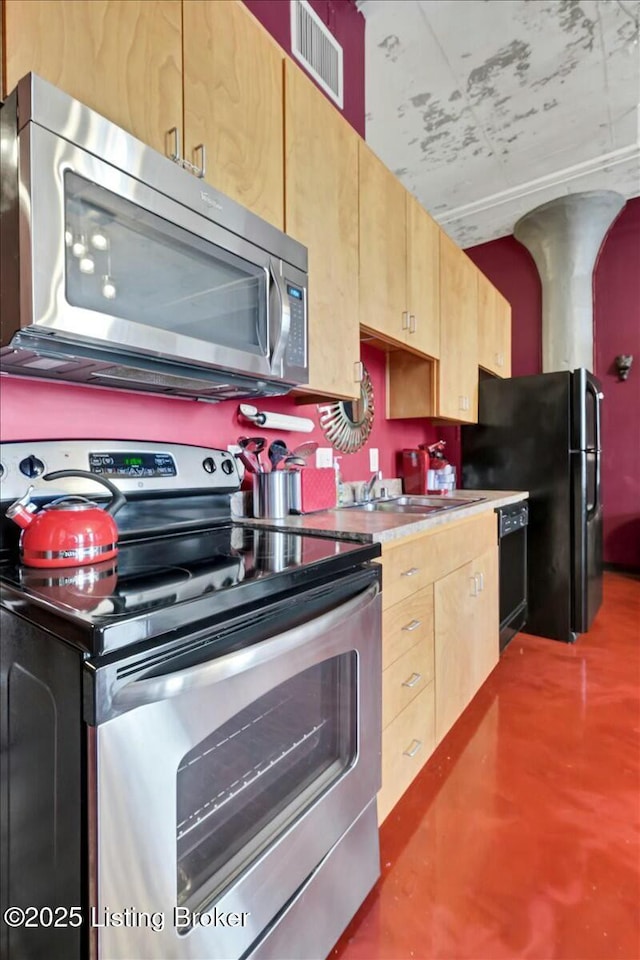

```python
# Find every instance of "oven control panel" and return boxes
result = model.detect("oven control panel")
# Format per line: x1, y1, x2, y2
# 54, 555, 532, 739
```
0, 441, 240, 500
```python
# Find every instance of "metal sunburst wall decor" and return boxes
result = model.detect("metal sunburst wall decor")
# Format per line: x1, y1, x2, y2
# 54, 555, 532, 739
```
317, 364, 375, 454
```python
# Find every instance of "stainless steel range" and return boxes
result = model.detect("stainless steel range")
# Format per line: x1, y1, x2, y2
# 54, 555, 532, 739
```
0, 440, 382, 960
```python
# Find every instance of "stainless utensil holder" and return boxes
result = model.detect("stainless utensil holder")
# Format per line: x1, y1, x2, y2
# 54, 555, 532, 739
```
252, 472, 290, 519
287, 470, 302, 514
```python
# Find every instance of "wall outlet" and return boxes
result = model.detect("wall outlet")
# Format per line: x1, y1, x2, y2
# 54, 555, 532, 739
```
316, 447, 334, 469
227, 444, 242, 456
369, 448, 379, 472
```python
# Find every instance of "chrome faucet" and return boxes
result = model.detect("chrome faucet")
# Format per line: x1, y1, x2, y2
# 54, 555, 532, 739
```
362, 470, 382, 502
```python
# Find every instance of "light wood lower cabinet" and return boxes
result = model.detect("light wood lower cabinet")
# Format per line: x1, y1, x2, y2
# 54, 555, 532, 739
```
377, 512, 500, 822
378, 682, 436, 823
434, 544, 499, 744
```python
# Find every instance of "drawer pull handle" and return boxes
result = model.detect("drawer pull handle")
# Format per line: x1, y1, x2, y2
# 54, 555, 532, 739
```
401, 567, 420, 578
403, 739, 423, 758
402, 619, 422, 632
469, 576, 478, 597
402, 672, 422, 688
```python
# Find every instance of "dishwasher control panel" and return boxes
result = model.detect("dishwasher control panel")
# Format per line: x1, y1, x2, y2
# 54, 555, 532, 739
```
497, 501, 529, 538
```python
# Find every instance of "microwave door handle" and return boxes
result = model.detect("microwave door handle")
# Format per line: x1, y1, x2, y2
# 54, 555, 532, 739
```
112, 582, 379, 710
269, 259, 291, 376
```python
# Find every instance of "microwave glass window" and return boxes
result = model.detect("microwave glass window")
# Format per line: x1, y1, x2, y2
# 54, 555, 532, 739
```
64, 172, 267, 355
175, 653, 356, 912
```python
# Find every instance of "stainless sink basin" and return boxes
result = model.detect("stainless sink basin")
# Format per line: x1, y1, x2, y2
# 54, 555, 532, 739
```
343, 495, 485, 515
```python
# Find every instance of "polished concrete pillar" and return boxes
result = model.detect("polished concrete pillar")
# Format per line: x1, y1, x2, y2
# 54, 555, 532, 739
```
514, 191, 625, 373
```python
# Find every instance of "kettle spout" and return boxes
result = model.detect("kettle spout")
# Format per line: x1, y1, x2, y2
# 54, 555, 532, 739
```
6, 486, 36, 530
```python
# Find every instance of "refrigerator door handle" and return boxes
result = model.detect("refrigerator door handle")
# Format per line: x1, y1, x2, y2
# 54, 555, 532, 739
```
587, 450, 601, 521
585, 377, 602, 453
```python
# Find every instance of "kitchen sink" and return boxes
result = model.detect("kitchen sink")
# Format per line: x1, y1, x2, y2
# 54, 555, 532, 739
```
343, 495, 485, 515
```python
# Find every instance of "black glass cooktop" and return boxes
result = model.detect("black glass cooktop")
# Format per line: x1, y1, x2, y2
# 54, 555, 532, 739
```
0, 522, 380, 654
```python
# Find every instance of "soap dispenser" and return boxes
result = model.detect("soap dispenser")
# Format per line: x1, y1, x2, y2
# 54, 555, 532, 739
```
333, 456, 344, 506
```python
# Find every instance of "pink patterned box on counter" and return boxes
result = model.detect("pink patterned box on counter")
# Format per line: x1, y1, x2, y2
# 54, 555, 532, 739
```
293, 467, 337, 513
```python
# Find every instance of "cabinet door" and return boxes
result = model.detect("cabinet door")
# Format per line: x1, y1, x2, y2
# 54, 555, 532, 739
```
478, 272, 512, 378
406, 194, 440, 359
183, 0, 284, 229
439, 231, 478, 422
4, 0, 182, 156
359, 142, 407, 343
434, 558, 477, 744
471, 545, 500, 692
285, 62, 360, 400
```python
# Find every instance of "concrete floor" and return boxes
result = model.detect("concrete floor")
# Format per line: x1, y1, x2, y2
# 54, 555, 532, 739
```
332, 571, 640, 960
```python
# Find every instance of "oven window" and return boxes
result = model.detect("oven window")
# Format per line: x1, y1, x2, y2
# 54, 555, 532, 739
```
63, 171, 267, 354
176, 653, 356, 911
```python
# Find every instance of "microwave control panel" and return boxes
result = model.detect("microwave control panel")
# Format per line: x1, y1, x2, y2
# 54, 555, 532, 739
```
284, 284, 307, 368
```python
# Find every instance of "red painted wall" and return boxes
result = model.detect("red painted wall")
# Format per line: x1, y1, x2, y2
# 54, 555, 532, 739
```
464, 198, 640, 569
243, 0, 365, 137
593, 198, 640, 569
0, 344, 440, 484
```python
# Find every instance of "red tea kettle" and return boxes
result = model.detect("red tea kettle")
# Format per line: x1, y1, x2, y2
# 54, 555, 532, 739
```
6, 470, 126, 568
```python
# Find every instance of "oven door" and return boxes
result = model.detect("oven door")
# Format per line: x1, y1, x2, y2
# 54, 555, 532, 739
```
93, 581, 381, 960
13, 122, 306, 382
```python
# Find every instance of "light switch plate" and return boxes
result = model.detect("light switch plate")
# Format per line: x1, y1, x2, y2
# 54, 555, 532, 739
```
369, 448, 379, 472
316, 447, 334, 468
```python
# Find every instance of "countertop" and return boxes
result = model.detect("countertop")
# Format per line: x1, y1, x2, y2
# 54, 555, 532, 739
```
239, 490, 528, 544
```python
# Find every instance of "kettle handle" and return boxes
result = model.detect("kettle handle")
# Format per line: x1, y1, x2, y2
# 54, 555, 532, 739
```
43, 470, 127, 517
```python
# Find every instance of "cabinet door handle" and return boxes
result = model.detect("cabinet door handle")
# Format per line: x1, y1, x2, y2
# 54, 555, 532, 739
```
402, 619, 422, 632
459, 395, 466, 410
402, 310, 409, 330
477, 571, 484, 592
354, 361, 364, 383
403, 739, 423, 758
469, 576, 478, 597
401, 567, 420, 578
409, 314, 416, 334
402, 672, 422, 688
166, 126, 182, 163
193, 143, 206, 179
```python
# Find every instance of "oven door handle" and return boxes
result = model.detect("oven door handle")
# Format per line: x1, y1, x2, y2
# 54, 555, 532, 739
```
112, 582, 379, 710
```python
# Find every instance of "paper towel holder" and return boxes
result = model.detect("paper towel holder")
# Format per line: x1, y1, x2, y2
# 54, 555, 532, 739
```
238, 403, 315, 433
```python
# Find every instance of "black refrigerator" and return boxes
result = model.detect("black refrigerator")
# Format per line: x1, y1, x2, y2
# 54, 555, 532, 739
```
461, 369, 603, 643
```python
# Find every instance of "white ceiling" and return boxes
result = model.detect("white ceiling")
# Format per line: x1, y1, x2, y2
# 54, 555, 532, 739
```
358, 0, 640, 247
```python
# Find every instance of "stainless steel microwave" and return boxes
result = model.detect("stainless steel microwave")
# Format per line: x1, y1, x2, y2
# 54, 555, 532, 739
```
0, 74, 308, 400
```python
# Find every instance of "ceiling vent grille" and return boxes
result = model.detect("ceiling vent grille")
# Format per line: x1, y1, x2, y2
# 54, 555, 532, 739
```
290, 0, 344, 109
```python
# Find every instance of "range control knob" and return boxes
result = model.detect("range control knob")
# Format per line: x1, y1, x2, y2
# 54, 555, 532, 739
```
19, 455, 45, 478
221, 459, 235, 476
202, 457, 217, 474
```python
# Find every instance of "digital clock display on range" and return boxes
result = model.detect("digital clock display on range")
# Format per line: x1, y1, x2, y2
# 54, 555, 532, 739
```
89, 452, 177, 478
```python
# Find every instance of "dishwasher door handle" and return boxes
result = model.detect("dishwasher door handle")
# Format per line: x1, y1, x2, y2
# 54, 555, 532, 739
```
113, 582, 379, 709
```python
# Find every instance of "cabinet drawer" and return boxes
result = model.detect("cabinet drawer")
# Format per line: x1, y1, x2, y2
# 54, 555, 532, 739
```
424, 512, 495, 582
382, 639, 434, 729
380, 538, 432, 609
377, 682, 435, 823
382, 585, 433, 670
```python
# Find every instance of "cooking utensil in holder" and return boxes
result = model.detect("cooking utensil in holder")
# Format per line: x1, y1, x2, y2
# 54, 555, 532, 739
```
252, 472, 290, 519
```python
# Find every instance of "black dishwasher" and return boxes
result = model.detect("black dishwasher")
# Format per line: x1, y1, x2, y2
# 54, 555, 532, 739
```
496, 502, 529, 651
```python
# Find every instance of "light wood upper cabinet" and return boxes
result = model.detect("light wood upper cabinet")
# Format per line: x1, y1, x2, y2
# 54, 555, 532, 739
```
406, 195, 440, 359
477, 271, 512, 377
182, 1, 284, 230
359, 142, 407, 342
284, 61, 360, 400
359, 147, 440, 359
3, 0, 182, 156
439, 230, 478, 422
